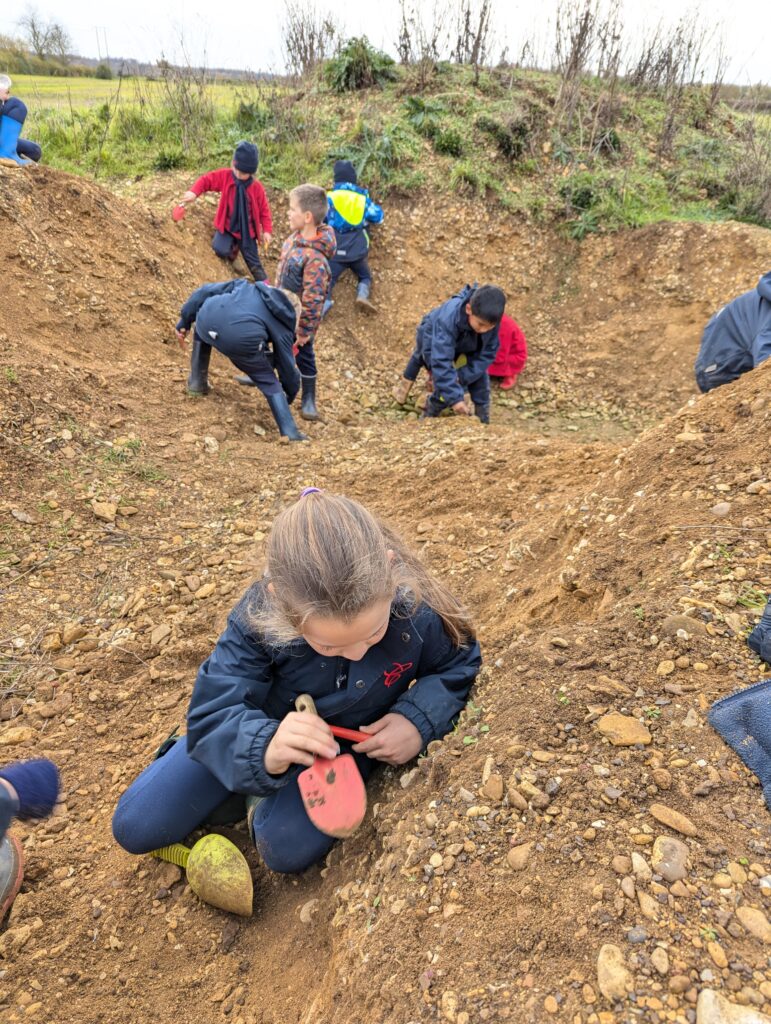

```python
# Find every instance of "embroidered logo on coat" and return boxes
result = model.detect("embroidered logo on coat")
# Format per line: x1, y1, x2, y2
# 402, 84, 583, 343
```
383, 661, 414, 688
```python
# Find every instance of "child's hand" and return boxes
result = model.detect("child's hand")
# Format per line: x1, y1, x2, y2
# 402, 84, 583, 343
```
452, 400, 470, 415
262, 232, 272, 250
179, 191, 196, 205
353, 714, 422, 765
175, 326, 188, 350
264, 712, 339, 775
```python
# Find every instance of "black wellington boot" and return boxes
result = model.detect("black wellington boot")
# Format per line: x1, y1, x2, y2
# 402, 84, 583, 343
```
266, 392, 308, 441
187, 338, 211, 395
422, 394, 444, 418
300, 375, 321, 421
474, 403, 490, 424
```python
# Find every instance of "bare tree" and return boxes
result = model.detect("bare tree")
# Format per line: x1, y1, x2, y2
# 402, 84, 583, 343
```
553, 0, 597, 131
19, 6, 71, 61
282, 1, 339, 79
452, 0, 495, 77
396, 0, 451, 91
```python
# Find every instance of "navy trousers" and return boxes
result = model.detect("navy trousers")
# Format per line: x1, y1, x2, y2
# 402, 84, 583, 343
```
295, 340, 317, 377
194, 331, 282, 397
112, 736, 374, 874
328, 256, 371, 293
211, 230, 268, 282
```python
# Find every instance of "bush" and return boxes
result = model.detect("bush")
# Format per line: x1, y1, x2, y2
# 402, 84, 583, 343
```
95, 62, 113, 80
433, 126, 464, 156
153, 148, 186, 171
402, 95, 445, 138
325, 37, 397, 93
476, 111, 534, 162
332, 123, 413, 185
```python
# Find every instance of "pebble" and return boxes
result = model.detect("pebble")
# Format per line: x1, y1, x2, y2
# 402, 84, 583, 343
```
597, 943, 632, 1000
649, 803, 698, 837
657, 659, 676, 676
683, 708, 700, 728
652, 835, 690, 881
651, 947, 670, 975
544, 995, 559, 1014
707, 941, 728, 969
696, 988, 771, 1023
507, 842, 533, 872
91, 499, 117, 522
612, 855, 632, 875
710, 502, 732, 518
597, 713, 652, 746
631, 852, 652, 882
0, 726, 37, 746
299, 899, 319, 924
627, 926, 648, 943
735, 906, 771, 944
480, 773, 504, 802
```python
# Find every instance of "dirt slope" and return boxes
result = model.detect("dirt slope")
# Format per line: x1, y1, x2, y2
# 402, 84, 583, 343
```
1, 164, 771, 1024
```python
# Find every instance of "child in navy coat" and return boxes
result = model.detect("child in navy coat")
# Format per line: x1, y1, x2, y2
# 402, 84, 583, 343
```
112, 491, 480, 876
393, 284, 506, 423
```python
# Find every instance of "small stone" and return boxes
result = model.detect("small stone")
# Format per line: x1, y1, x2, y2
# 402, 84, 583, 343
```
544, 996, 559, 1014
661, 615, 706, 636
203, 435, 219, 454
597, 944, 632, 1000
727, 862, 748, 885
441, 990, 458, 1022
620, 876, 636, 899
652, 767, 672, 790
507, 842, 533, 872
194, 583, 216, 600
708, 942, 728, 969
696, 988, 771, 1023
713, 872, 733, 888
649, 803, 698, 837
91, 500, 117, 523
150, 623, 172, 646
0, 726, 37, 746
61, 623, 87, 645
638, 891, 659, 920
710, 503, 732, 518
299, 899, 319, 924
651, 835, 689, 882
597, 713, 652, 747
627, 926, 648, 943
683, 708, 700, 728
631, 853, 652, 882
657, 660, 676, 676
551, 637, 569, 648
480, 773, 504, 802
651, 947, 669, 975
612, 855, 632, 875
735, 906, 771, 944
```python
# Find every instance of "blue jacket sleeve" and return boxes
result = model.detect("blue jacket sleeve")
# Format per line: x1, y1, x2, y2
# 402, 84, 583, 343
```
427, 310, 466, 407
178, 280, 238, 330
390, 609, 480, 747
458, 325, 501, 385
364, 195, 384, 225
185, 616, 294, 796
751, 328, 771, 368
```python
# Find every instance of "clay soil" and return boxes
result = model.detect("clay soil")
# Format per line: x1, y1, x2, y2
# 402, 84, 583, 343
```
1, 164, 771, 1024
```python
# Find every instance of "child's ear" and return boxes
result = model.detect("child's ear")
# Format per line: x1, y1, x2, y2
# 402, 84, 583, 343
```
465, 303, 472, 316
267, 581, 275, 594
386, 549, 395, 562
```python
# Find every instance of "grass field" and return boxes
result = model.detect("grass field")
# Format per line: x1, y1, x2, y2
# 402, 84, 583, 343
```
12, 73, 242, 110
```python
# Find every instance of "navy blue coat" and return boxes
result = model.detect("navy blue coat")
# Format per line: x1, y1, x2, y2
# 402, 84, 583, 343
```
0, 97, 27, 124
695, 272, 771, 392
178, 280, 300, 402
186, 582, 481, 796
415, 285, 501, 407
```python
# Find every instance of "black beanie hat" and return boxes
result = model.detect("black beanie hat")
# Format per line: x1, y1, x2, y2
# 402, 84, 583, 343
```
233, 141, 259, 174
334, 160, 357, 185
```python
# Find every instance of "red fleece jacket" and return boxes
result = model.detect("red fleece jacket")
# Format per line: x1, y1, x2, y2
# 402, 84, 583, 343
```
190, 168, 273, 240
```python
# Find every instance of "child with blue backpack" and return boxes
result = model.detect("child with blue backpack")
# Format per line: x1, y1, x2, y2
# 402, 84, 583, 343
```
112, 490, 480, 877
323, 160, 383, 316
0, 75, 42, 164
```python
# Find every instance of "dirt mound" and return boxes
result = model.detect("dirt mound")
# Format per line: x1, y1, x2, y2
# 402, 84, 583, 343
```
1, 166, 771, 1024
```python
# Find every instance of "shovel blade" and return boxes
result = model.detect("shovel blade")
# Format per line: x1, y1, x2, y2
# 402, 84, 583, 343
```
298, 753, 367, 838
186, 834, 253, 917
172, 204, 187, 222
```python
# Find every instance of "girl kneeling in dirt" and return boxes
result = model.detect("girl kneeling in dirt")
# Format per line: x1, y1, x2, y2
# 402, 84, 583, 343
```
112, 491, 480, 875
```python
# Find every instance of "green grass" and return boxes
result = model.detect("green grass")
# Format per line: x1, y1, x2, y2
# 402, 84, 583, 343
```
11, 63, 771, 231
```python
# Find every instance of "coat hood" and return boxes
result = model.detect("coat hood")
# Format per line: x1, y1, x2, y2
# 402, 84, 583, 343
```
757, 272, 771, 303
295, 223, 337, 261
255, 281, 297, 332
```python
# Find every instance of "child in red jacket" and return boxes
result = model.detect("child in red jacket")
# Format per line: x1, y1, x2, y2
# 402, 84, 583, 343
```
176, 142, 272, 281
487, 313, 528, 389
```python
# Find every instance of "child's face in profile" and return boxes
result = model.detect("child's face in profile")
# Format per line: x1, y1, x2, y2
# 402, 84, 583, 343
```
465, 303, 495, 334
0, 86, 9, 101
287, 197, 309, 232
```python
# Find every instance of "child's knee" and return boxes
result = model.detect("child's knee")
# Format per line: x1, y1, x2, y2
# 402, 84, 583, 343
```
111, 797, 156, 856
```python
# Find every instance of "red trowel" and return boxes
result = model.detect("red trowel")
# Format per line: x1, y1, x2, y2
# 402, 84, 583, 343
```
294, 694, 367, 838
172, 204, 187, 222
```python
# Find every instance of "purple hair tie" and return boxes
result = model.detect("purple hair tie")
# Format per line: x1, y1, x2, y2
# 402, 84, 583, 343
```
300, 487, 322, 498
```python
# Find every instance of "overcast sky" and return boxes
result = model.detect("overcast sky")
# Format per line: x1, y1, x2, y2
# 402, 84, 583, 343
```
1, 1, 769, 83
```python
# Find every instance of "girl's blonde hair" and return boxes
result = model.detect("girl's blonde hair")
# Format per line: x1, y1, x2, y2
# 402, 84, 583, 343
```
250, 492, 475, 647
